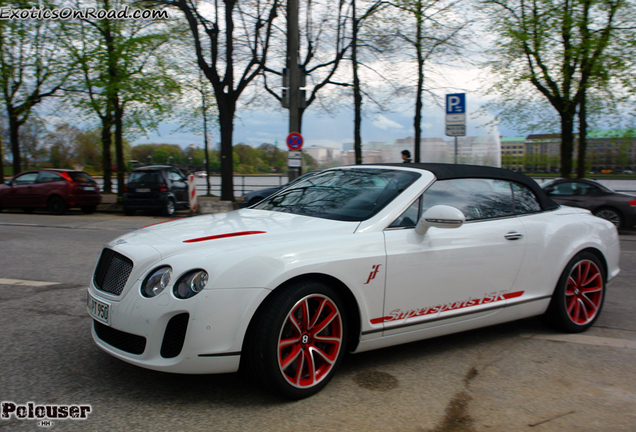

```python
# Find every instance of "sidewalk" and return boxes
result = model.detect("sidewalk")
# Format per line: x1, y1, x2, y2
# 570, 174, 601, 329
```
97, 193, 122, 213
96, 193, 235, 215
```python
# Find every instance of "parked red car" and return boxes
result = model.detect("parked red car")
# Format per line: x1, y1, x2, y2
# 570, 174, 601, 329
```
0, 169, 101, 215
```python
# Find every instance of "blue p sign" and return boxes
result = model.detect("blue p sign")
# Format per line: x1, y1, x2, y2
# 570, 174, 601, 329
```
446, 93, 466, 114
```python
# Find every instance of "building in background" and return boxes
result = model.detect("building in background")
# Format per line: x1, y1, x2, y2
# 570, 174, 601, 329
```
500, 137, 526, 171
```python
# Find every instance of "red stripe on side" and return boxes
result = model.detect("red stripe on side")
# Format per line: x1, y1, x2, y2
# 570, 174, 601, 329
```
183, 231, 266, 243
503, 291, 524, 299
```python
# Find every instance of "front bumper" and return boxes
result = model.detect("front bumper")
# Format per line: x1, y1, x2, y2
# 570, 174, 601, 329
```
87, 282, 270, 374
68, 194, 102, 206
123, 193, 169, 211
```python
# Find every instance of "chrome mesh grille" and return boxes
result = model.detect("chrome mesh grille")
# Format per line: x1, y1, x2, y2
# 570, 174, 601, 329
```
93, 249, 133, 296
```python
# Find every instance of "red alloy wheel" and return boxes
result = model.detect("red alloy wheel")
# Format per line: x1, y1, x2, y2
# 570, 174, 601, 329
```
565, 260, 604, 325
277, 294, 343, 389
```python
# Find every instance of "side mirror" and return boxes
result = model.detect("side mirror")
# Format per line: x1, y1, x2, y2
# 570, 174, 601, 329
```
5, 180, 11, 186
415, 205, 466, 236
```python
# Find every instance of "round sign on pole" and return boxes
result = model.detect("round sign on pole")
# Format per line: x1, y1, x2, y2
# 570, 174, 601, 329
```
286, 132, 304, 151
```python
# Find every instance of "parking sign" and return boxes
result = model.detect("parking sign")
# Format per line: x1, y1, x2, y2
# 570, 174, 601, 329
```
446, 93, 466, 114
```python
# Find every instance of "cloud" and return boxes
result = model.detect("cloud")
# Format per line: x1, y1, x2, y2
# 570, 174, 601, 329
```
373, 115, 404, 130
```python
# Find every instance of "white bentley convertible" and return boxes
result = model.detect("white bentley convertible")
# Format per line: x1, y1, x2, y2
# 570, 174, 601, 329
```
87, 164, 620, 398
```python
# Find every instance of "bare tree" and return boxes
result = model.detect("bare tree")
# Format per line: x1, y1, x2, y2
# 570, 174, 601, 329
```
262, 0, 351, 132
0, 1, 73, 177
389, 0, 467, 163
152, 0, 279, 201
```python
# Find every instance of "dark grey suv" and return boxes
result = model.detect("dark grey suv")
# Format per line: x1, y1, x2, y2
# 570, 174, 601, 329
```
123, 166, 189, 216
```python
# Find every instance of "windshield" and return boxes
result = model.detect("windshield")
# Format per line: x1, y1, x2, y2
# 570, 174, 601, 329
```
254, 168, 420, 221
128, 171, 160, 184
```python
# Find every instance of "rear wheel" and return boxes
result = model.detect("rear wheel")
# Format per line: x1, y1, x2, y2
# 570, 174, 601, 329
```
593, 207, 622, 229
163, 198, 175, 216
545, 252, 605, 333
244, 280, 348, 399
47, 196, 67, 215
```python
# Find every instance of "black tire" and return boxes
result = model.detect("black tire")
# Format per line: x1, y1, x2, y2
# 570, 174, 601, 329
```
593, 207, 623, 229
81, 205, 97, 214
544, 251, 606, 333
123, 207, 135, 216
47, 196, 67, 215
163, 198, 175, 216
23, 208, 35, 213
244, 280, 348, 399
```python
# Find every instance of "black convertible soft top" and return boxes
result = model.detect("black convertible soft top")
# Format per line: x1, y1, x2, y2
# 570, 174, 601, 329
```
372, 163, 560, 211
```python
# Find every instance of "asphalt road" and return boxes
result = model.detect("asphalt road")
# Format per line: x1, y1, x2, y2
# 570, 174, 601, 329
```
0, 210, 635, 431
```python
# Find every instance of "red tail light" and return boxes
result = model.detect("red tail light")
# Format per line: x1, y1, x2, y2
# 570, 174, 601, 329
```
629, 199, 636, 207
159, 184, 168, 193
124, 185, 128, 193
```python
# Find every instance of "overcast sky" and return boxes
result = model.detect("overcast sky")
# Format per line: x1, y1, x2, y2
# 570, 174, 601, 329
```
132, 65, 523, 152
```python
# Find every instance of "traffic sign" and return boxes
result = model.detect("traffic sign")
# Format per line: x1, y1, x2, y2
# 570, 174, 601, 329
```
287, 132, 304, 151
288, 151, 302, 167
446, 93, 466, 114
446, 113, 466, 124
446, 124, 466, 137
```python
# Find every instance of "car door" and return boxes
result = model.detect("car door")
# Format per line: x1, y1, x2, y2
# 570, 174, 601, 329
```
33, 171, 66, 207
545, 181, 584, 207
168, 168, 189, 204
5, 172, 39, 208
380, 178, 527, 335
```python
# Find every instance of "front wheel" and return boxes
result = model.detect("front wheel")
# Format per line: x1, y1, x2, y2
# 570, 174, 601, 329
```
244, 280, 348, 399
544, 252, 605, 333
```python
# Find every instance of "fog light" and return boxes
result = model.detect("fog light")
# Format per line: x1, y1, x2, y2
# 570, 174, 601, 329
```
141, 266, 172, 298
174, 270, 208, 299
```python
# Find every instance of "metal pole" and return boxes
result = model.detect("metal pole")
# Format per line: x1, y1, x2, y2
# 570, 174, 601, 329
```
455, 137, 458, 164
287, 0, 301, 181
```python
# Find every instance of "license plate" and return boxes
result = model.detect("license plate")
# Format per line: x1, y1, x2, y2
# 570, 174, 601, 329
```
136, 188, 150, 193
83, 185, 95, 191
87, 293, 110, 325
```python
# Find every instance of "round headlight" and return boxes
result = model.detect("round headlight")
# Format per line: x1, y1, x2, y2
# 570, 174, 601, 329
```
141, 266, 172, 298
174, 270, 208, 299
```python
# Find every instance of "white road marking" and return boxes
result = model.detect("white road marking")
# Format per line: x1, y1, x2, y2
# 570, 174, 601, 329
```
0, 278, 61, 287
523, 333, 636, 349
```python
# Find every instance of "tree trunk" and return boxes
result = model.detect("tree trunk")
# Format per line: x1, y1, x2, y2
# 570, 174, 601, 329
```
218, 106, 235, 201
0, 134, 4, 183
101, 120, 113, 194
352, 3, 363, 165
202, 103, 211, 196
414, 13, 424, 163
560, 110, 576, 178
577, 86, 587, 178
8, 110, 22, 176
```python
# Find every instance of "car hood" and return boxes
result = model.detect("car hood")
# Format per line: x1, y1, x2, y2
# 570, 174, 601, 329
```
108, 209, 361, 259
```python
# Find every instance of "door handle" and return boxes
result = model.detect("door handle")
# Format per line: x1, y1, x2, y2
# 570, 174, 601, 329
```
505, 232, 524, 240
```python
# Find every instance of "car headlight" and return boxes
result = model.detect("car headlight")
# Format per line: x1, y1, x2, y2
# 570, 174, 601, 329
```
141, 266, 172, 298
174, 270, 208, 299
